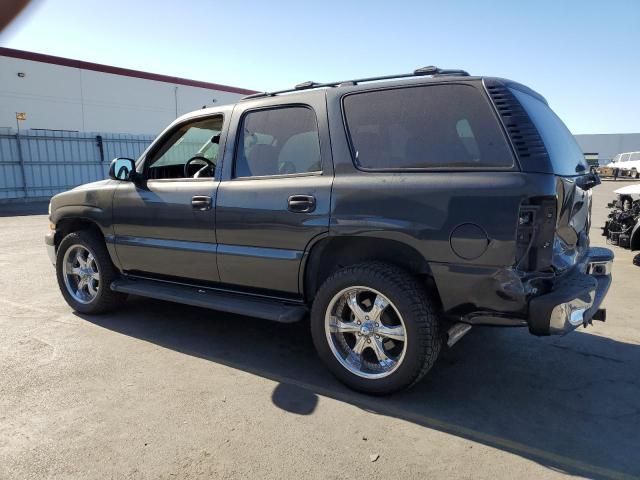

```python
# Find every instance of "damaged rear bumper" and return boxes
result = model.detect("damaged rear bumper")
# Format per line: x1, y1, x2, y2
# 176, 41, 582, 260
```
528, 247, 613, 336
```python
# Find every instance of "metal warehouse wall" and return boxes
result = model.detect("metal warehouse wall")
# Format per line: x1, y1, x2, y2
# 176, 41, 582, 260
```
575, 133, 640, 164
0, 54, 247, 134
0, 128, 154, 200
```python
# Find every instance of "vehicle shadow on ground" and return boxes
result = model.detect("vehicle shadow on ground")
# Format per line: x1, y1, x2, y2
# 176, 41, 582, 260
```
80, 297, 640, 480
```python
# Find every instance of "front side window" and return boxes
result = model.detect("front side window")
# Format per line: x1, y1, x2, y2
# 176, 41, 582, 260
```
235, 107, 321, 178
147, 116, 223, 180
620, 153, 632, 163
342, 84, 514, 170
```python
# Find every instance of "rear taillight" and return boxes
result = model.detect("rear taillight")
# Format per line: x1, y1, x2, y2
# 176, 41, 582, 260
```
515, 196, 557, 271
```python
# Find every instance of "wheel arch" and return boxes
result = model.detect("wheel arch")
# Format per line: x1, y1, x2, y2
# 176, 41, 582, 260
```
54, 216, 106, 247
302, 235, 441, 307
52, 211, 122, 269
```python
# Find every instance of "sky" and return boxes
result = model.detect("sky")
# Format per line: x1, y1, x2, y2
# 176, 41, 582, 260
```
2, 0, 639, 134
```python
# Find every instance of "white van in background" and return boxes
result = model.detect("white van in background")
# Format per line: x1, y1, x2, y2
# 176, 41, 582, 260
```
605, 151, 640, 179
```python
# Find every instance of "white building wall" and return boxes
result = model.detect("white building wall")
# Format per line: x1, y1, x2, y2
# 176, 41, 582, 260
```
0, 56, 84, 131
0, 56, 246, 135
175, 85, 242, 117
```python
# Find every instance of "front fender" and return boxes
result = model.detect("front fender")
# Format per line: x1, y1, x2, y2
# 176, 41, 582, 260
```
49, 178, 118, 232
48, 180, 119, 267
51, 205, 106, 227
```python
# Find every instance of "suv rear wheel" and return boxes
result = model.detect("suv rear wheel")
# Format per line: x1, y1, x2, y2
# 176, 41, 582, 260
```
56, 230, 126, 314
310, 262, 441, 394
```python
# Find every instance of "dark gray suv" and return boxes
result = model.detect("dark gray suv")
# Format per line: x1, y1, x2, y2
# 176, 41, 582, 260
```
46, 66, 613, 394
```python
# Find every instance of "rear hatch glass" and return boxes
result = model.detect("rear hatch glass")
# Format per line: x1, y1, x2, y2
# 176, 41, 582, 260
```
510, 88, 587, 177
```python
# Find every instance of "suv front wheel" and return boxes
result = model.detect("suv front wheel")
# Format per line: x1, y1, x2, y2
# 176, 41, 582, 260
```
56, 230, 127, 314
310, 262, 441, 394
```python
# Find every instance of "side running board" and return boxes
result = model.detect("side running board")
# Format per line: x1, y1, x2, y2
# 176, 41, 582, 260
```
110, 277, 308, 323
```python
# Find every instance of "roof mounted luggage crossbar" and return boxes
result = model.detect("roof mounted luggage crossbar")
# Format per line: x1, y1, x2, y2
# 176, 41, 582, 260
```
242, 66, 470, 100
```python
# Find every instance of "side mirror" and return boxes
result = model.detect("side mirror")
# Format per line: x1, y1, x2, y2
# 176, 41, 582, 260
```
109, 157, 136, 181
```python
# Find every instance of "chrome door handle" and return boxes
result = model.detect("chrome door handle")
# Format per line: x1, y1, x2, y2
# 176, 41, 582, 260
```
191, 195, 212, 211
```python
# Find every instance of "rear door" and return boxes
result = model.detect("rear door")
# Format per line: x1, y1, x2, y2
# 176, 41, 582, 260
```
215, 94, 333, 295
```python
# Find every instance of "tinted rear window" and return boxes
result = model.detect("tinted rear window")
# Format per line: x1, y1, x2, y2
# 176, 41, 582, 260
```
342, 84, 514, 170
510, 88, 587, 176
234, 107, 321, 177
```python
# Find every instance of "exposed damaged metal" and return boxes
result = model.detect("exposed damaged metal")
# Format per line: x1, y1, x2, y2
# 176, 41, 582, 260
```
602, 183, 640, 251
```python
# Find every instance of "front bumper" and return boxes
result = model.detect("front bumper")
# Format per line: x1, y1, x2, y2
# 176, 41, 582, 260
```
45, 231, 56, 266
528, 247, 613, 335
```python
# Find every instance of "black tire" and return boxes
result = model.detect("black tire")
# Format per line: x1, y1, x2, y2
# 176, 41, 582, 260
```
56, 230, 126, 314
310, 262, 441, 394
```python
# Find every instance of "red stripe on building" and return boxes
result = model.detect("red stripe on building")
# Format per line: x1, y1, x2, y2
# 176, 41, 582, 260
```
0, 47, 257, 95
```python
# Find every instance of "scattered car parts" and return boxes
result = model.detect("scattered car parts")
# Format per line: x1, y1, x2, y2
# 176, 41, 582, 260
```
602, 183, 640, 251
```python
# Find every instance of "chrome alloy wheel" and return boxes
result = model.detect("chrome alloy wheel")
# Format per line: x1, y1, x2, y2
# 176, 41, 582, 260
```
324, 286, 407, 379
62, 244, 100, 304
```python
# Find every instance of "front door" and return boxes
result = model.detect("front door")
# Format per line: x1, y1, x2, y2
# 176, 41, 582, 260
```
112, 113, 226, 282
215, 97, 333, 295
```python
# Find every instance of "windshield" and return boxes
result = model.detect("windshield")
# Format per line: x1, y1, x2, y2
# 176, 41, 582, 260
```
510, 88, 587, 176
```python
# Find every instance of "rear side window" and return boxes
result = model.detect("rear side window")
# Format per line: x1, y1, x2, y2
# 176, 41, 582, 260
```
235, 107, 321, 177
342, 84, 514, 170
630, 152, 640, 162
510, 88, 587, 176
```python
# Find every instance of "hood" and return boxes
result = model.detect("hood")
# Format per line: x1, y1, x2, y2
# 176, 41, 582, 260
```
70, 179, 114, 191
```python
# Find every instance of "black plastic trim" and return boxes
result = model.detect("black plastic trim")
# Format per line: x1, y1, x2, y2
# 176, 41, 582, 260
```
484, 79, 552, 174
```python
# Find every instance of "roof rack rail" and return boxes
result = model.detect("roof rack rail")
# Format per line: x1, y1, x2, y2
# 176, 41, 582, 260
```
241, 65, 470, 100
